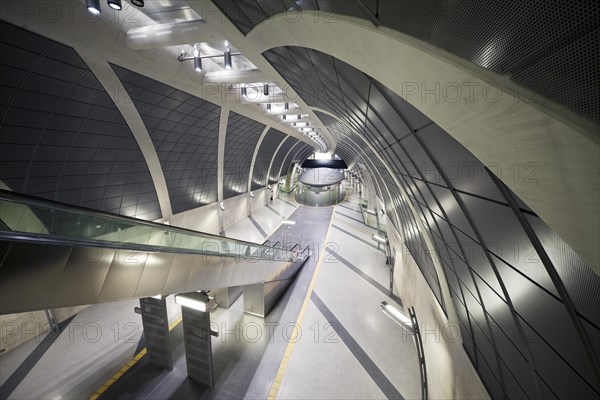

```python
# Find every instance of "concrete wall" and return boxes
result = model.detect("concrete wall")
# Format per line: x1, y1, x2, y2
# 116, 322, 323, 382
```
168, 202, 220, 235
249, 187, 269, 214
222, 193, 250, 230
387, 224, 490, 399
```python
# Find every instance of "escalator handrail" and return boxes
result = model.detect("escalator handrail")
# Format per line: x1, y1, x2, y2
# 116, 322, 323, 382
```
0, 189, 292, 258
0, 230, 282, 260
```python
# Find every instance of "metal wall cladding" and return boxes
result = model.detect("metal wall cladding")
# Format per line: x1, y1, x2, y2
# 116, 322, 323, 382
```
216, 1, 599, 122
266, 46, 600, 398
269, 137, 299, 183
251, 128, 287, 190
112, 65, 220, 214
0, 21, 161, 220
223, 112, 265, 199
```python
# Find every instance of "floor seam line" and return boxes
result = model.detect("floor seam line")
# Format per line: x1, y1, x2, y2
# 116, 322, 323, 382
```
332, 224, 385, 253
310, 292, 405, 400
249, 215, 268, 238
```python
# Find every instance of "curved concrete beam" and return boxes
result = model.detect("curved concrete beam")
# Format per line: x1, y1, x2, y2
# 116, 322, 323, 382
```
247, 126, 270, 214
247, 11, 600, 271
76, 49, 173, 220
265, 136, 289, 188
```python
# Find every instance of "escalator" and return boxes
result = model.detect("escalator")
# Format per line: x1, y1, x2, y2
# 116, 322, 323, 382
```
0, 190, 309, 315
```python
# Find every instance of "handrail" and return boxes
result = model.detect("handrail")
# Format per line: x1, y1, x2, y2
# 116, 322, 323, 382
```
286, 184, 298, 194
0, 189, 298, 262
288, 243, 300, 252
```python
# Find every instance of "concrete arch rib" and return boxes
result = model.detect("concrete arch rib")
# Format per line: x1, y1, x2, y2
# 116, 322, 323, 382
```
77, 50, 173, 220
246, 11, 600, 270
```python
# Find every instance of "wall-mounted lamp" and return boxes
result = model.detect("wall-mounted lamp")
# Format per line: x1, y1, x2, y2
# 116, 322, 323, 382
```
219, 202, 225, 211
249, 191, 255, 198
381, 303, 428, 399
365, 209, 377, 216
381, 301, 413, 333
379, 209, 385, 216
372, 234, 388, 246
284, 102, 289, 111
263, 83, 269, 96
241, 85, 247, 97
266, 103, 271, 111
175, 292, 210, 312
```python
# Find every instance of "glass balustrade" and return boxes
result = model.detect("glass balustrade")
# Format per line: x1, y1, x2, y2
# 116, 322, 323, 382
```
0, 190, 299, 262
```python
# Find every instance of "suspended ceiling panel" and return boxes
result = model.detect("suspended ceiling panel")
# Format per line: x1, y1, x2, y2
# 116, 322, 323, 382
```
112, 65, 220, 214
223, 111, 265, 199
0, 21, 161, 220
214, 0, 599, 122
251, 128, 287, 190
269, 136, 299, 183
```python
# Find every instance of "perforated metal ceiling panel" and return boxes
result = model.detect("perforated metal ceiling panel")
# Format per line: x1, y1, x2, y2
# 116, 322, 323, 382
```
269, 136, 299, 183
223, 111, 265, 199
267, 46, 600, 398
112, 65, 220, 214
0, 21, 161, 220
215, 0, 600, 122
251, 128, 287, 190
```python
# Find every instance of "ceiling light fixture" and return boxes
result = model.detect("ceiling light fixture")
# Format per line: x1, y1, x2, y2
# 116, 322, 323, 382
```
193, 45, 202, 72
107, 0, 122, 10
178, 44, 241, 72
86, 0, 101, 14
224, 41, 232, 70
284, 102, 289, 111
130, 0, 144, 6
263, 83, 269, 96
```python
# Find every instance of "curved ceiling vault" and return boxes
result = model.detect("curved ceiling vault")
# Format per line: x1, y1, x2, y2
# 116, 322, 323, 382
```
0, 21, 161, 220
261, 44, 600, 399
212, 4, 599, 279
0, 20, 312, 220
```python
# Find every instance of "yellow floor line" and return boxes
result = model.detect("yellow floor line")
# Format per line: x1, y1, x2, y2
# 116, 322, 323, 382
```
89, 316, 183, 400
267, 207, 336, 400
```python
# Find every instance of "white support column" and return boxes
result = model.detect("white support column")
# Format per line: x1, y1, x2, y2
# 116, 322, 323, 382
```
247, 126, 270, 216
217, 107, 230, 232
77, 49, 173, 220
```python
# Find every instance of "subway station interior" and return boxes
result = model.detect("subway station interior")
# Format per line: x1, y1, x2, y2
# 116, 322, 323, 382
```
0, 1, 599, 399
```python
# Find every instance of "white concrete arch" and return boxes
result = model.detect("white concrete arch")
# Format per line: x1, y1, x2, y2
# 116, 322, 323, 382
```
240, 11, 600, 271
77, 50, 173, 220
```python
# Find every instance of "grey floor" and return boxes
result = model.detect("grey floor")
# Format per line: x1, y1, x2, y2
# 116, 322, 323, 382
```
0, 189, 421, 400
